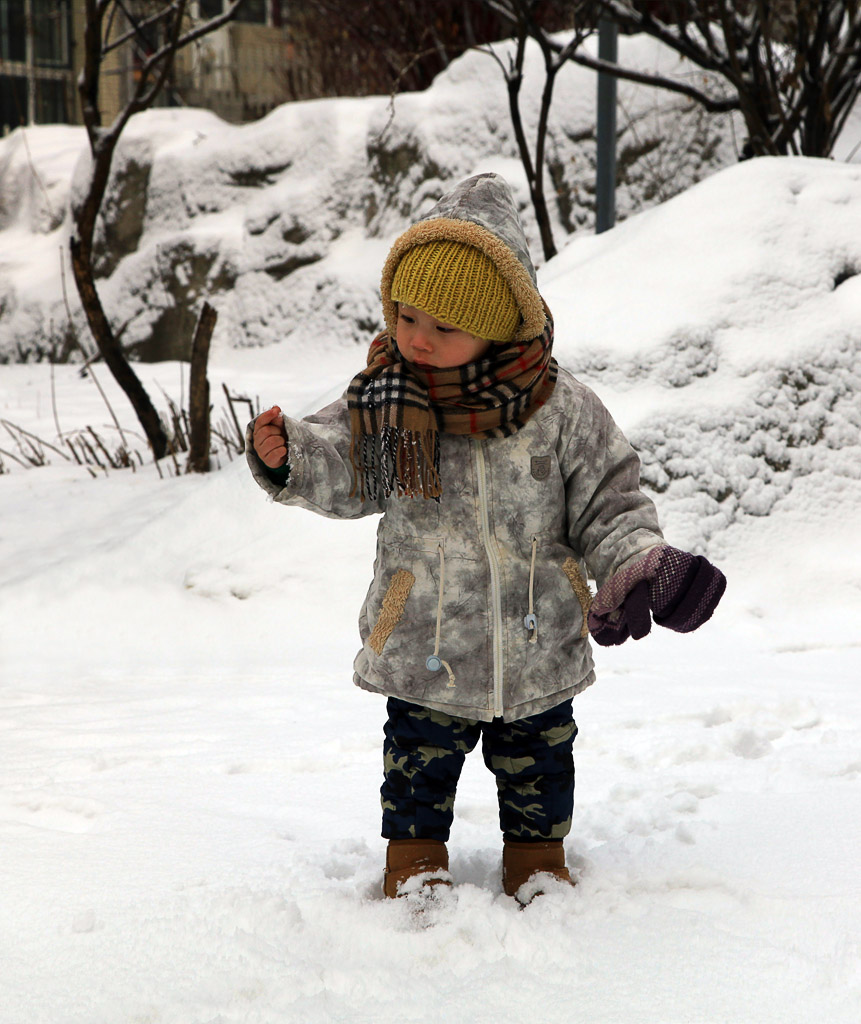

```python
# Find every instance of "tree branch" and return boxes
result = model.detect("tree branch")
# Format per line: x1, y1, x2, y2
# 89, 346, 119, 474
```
562, 49, 740, 113
829, 59, 861, 149
595, 0, 728, 74
506, 27, 536, 188
103, 2, 175, 56
475, 40, 509, 77
749, 2, 797, 155
689, 2, 721, 60
172, 0, 245, 52
79, 0, 106, 144
132, 0, 188, 113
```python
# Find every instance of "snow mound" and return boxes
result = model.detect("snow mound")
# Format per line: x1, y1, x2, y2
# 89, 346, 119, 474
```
0, 33, 741, 362
543, 157, 861, 552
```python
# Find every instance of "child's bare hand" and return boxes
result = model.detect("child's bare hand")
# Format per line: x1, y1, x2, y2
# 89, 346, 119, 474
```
253, 406, 288, 469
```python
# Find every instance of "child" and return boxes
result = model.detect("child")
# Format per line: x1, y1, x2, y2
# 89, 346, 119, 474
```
247, 173, 725, 904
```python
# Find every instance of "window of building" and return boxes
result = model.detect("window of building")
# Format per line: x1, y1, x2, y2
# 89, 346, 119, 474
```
35, 76, 69, 122
0, 74, 27, 133
198, 0, 284, 26
198, 0, 223, 18
32, 0, 71, 67
238, 0, 266, 23
0, 0, 27, 61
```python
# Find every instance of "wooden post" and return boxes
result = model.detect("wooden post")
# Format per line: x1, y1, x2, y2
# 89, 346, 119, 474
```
186, 302, 218, 473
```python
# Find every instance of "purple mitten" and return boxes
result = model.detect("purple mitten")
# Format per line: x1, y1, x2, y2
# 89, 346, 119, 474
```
587, 580, 650, 646
650, 548, 726, 632
588, 546, 726, 647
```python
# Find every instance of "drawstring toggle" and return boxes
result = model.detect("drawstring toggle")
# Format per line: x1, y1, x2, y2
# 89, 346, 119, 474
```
427, 542, 456, 688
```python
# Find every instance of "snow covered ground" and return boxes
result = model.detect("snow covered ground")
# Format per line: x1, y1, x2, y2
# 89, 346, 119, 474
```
2, 125, 861, 1024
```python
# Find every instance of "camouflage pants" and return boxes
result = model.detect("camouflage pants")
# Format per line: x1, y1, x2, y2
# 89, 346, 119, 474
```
381, 697, 577, 842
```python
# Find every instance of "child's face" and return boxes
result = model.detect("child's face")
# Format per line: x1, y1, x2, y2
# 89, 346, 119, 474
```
396, 304, 492, 369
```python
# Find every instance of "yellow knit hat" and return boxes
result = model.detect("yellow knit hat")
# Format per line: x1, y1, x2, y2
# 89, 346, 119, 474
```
390, 240, 521, 343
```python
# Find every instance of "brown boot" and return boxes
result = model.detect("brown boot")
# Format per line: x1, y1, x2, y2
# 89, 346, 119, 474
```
383, 838, 452, 899
502, 839, 575, 904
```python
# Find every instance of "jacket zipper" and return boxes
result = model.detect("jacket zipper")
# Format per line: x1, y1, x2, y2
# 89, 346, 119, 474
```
474, 441, 505, 718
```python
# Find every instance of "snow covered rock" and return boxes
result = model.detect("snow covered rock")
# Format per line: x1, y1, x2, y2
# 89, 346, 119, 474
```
0, 34, 740, 363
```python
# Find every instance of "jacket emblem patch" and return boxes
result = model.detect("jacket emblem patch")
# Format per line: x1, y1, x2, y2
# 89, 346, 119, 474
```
531, 455, 552, 481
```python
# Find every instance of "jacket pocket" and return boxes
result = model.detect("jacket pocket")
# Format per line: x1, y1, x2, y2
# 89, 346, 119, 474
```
562, 557, 593, 638
368, 569, 416, 654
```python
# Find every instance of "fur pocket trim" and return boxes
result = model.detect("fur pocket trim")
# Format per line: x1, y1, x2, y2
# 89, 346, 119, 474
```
562, 558, 593, 639
369, 570, 416, 654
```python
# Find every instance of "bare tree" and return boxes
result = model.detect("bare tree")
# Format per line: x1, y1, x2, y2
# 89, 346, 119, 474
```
473, 0, 860, 254
477, 1, 594, 260
562, 1, 861, 158
70, 0, 245, 461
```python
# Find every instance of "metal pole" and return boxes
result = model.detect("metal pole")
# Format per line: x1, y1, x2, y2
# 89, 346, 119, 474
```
25, 0, 36, 124
595, 16, 618, 234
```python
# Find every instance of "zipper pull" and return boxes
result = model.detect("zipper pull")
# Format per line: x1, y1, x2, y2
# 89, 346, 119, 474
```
525, 535, 538, 643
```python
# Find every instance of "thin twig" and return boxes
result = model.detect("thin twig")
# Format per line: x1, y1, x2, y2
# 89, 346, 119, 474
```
0, 446, 28, 468
66, 436, 83, 465
0, 419, 70, 461
80, 435, 107, 473
16, 125, 55, 223
87, 425, 120, 469
50, 359, 63, 440
371, 46, 443, 145
86, 362, 133, 454
223, 383, 245, 451
103, 1, 174, 55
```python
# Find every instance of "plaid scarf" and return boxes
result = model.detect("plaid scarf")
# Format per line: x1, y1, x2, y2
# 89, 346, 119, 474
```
348, 315, 557, 501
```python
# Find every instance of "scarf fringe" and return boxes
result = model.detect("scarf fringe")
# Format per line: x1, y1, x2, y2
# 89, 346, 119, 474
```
350, 424, 442, 501
348, 315, 555, 502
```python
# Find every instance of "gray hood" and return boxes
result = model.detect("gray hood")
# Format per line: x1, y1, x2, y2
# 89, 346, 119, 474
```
419, 173, 538, 287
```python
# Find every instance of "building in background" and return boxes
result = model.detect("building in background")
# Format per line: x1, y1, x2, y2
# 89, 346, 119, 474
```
1, 2, 530, 134
179, 0, 289, 123
0, 0, 289, 135
1, 0, 75, 132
